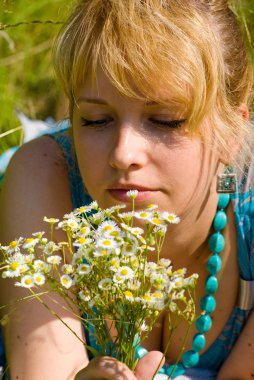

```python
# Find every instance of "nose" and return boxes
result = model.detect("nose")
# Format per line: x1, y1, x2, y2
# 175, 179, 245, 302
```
108, 123, 148, 171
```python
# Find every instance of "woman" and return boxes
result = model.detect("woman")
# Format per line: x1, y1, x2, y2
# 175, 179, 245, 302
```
0, 0, 254, 379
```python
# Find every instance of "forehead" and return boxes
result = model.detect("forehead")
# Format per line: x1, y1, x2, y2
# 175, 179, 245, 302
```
75, 65, 188, 111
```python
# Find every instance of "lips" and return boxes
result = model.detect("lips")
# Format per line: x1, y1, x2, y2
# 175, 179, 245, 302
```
107, 184, 156, 202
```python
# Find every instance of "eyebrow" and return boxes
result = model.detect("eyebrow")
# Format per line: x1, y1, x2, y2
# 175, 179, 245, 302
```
77, 97, 109, 105
77, 97, 160, 107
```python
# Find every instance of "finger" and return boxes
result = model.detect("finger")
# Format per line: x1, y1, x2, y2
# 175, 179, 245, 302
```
134, 351, 165, 380
75, 356, 137, 380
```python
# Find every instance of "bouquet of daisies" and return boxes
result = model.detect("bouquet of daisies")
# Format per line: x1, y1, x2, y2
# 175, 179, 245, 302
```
0, 191, 198, 371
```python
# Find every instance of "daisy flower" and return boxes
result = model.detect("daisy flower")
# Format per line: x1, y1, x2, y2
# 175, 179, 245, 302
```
19, 275, 34, 288
58, 218, 79, 231
98, 221, 120, 237
47, 255, 62, 265
127, 190, 139, 199
109, 258, 120, 272
78, 225, 91, 237
22, 238, 39, 250
73, 237, 93, 247
115, 266, 134, 280
148, 216, 167, 227
161, 212, 180, 224
43, 241, 59, 255
62, 264, 74, 275
79, 290, 91, 302
43, 217, 59, 224
74, 205, 93, 214
77, 263, 92, 275
5, 238, 23, 254
33, 273, 46, 286
33, 260, 47, 271
145, 204, 158, 211
98, 278, 112, 290
134, 211, 152, 221
60, 274, 73, 289
124, 290, 135, 302
97, 238, 118, 250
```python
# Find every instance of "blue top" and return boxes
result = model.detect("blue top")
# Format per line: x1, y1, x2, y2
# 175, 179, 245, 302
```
1, 129, 253, 379
49, 130, 254, 374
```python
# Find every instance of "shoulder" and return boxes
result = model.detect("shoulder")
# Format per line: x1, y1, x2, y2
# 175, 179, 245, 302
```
0, 135, 73, 242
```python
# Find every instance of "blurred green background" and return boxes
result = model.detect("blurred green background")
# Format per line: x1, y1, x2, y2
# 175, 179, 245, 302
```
0, 0, 73, 154
0, 0, 253, 154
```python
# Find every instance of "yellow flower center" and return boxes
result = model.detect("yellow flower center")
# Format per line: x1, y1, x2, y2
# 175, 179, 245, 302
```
143, 295, 152, 301
168, 215, 175, 221
124, 291, 134, 298
103, 240, 111, 246
78, 207, 88, 212
110, 231, 119, 236
25, 278, 32, 285
78, 237, 86, 244
9, 241, 18, 249
80, 227, 88, 234
63, 278, 69, 285
153, 293, 163, 298
10, 262, 20, 271
25, 238, 34, 244
120, 269, 128, 276
152, 218, 161, 225
104, 226, 113, 231
140, 212, 148, 218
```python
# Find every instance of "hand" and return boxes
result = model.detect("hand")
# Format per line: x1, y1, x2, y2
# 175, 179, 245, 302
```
74, 351, 165, 380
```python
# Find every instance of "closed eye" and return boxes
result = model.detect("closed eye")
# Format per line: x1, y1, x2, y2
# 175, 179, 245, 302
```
81, 117, 113, 127
149, 118, 186, 128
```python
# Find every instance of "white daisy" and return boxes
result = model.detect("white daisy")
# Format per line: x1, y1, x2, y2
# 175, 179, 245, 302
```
98, 278, 112, 290
78, 225, 91, 237
134, 211, 152, 221
73, 237, 93, 247
79, 290, 91, 302
43, 217, 59, 224
116, 266, 134, 280
33, 273, 46, 285
77, 263, 92, 275
43, 241, 59, 255
74, 205, 93, 214
127, 190, 139, 199
20, 275, 34, 288
47, 255, 62, 265
97, 238, 118, 250
60, 274, 73, 289
124, 290, 135, 301
33, 260, 47, 271
62, 264, 74, 275
22, 238, 39, 250
161, 212, 180, 224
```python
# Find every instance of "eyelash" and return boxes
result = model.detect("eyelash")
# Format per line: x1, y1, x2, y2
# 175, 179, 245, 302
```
80, 117, 186, 129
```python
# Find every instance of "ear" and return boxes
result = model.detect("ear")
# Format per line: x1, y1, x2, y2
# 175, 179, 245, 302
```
239, 103, 249, 120
219, 103, 249, 165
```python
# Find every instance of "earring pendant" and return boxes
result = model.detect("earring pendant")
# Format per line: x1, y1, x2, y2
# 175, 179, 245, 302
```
216, 173, 237, 193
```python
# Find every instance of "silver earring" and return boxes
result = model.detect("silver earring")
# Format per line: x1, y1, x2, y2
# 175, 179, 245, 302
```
216, 166, 237, 194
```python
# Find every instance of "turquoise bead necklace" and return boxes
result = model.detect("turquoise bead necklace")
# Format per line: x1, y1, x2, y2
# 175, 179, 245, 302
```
135, 194, 230, 378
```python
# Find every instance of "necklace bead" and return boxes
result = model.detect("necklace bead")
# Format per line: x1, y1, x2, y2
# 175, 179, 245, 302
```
208, 232, 225, 253
192, 333, 206, 351
200, 295, 216, 313
135, 194, 230, 378
205, 275, 218, 294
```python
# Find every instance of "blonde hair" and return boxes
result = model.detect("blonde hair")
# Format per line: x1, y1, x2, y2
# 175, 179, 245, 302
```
53, 0, 254, 167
